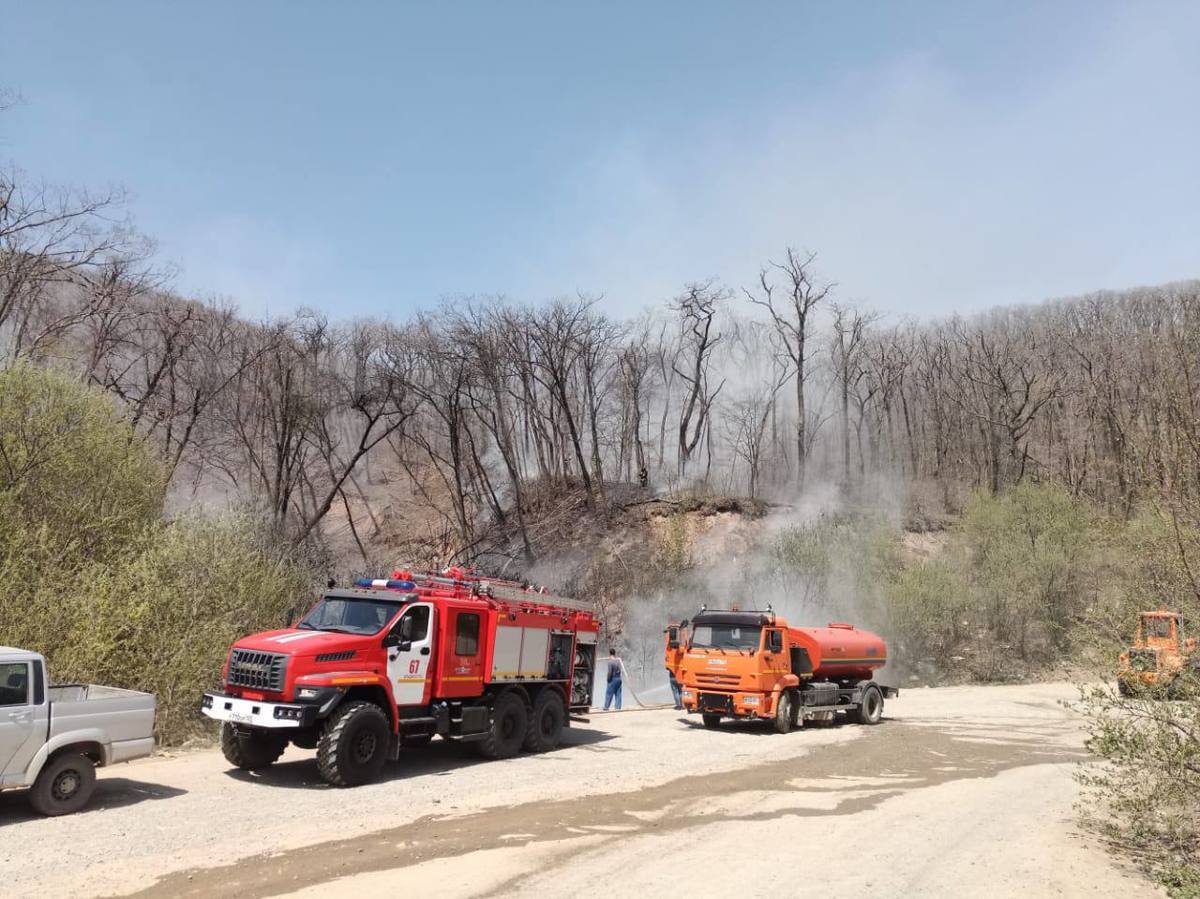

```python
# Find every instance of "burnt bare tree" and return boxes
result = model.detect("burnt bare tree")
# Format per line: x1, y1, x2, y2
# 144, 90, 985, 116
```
674, 281, 726, 481
745, 248, 832, 487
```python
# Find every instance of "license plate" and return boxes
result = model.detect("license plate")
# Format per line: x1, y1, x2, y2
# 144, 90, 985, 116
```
229, 710, 253, 725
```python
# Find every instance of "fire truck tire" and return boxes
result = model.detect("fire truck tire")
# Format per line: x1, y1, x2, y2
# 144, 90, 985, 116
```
773, 690, 794, 734
476, 691, 529, 760
1117, 678, 1134, 698
316, 701, 391, 786
701, 713, 722, 729
524, 689, 566, 752
220, 723, 287, 770
29, 752, 96, 816
848, 685, 884, 725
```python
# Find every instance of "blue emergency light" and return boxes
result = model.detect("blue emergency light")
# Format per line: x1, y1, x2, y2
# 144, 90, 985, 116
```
354, 578, 416, 590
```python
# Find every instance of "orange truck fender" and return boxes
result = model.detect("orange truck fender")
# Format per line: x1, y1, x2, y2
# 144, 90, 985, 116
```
769, 675, 800, 713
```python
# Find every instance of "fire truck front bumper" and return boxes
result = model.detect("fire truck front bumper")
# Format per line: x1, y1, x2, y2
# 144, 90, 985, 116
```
201, 691, 334, 729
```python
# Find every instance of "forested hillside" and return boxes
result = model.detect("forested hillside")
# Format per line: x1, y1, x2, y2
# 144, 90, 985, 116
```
5, 161, 1200, 570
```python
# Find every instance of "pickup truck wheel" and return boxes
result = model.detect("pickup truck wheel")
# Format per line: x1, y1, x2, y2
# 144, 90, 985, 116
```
220, 723, 287, 770
701, 713, 722, 729
773, 691, 794, 734
30, 752, 96, 816
523, 689, 565, 752
317, 701, 390, 786
476, 691, 528, 759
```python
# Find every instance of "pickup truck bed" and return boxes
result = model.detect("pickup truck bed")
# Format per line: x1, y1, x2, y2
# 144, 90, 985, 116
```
46, 684, 157, 763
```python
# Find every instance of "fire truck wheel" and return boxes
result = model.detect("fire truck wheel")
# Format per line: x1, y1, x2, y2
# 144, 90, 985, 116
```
701, 713, 722, 729
1117, 679, 1134, 698
29, 752, 96, 816
476, 691, 529, 760
220, 723, 287, 770
316, 701, 391, 786
524, 689, 566, 752
773, 691, 794, 734
849, 685, 884, 725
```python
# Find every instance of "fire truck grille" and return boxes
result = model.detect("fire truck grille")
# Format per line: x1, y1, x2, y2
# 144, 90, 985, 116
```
695, 673, 740, 687
228, 649, 287, 692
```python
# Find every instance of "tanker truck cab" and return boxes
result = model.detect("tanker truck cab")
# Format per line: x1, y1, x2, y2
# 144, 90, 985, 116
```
202, 569, 600, 787
675, 609, 897, 733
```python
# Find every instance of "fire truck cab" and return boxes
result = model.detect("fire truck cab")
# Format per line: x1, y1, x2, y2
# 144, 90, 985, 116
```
202, 568, 599, 786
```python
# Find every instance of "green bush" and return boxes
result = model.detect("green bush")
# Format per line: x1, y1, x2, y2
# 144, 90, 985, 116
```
0, 362, 165, 561
1079, 685, 1200, 897
0, 364, 318, 743
885, 559, 971, 660
961, 482, 1094, 663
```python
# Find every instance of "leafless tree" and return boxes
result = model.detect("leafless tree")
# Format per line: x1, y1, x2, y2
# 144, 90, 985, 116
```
673, 281, 726, 480
745, 248, 832, 487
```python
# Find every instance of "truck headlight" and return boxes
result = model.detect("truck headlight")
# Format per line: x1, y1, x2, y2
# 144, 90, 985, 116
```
201, 694, 213, 709
297, 687, 322, 700
681, 690, 694, 700
742, 696, 760, 706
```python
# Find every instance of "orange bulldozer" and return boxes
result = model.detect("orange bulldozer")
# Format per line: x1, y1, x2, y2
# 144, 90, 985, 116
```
1117, 609, 1198, 697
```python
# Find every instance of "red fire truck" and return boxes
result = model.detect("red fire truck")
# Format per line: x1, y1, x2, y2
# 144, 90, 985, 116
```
201, 567, 600, 786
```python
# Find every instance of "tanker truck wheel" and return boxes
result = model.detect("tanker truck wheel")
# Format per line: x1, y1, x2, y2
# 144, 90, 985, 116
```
221, 723, 287, 770
701, 713, 722, 729
849, 685, 884, 725
773, 690, 795, 734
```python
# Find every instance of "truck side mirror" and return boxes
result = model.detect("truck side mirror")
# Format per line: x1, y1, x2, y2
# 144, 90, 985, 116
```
382, 632, 401, 648
768, 631, 783, 653
667, 626, 680, 649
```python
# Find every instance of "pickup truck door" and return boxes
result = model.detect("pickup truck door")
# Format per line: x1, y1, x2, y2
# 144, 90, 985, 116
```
0, 660, 42, 779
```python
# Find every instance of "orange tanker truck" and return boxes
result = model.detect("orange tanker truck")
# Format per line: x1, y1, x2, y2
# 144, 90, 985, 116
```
670, 607, 896, 731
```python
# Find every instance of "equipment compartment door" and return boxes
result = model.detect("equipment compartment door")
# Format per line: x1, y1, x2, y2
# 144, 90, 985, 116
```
440, 609, 484, 698
386, 603, 435, 707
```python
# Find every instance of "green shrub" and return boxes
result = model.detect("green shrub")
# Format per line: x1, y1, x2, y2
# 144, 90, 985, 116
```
885, 559, 971, 660
1079, 685, 1200, 897
0, 364, 318, 743
961, 482, 1094, 663
0, 362, 165, 562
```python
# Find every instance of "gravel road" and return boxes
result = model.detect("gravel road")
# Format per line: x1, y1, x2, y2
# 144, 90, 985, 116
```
1, 682, 1162, 898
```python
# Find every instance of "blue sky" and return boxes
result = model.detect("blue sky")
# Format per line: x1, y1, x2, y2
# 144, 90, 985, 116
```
4, 2, 1198, 320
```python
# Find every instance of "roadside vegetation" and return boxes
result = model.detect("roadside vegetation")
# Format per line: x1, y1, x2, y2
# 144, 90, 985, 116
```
0, 364, 318, 742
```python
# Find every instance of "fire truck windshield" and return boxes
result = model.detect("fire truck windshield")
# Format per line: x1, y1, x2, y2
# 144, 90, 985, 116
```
298, 596, 404, 635
690, 624, 761, 652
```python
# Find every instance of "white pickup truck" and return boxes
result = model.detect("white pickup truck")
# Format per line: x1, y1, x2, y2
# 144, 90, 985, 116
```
0, 646, 156, 816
